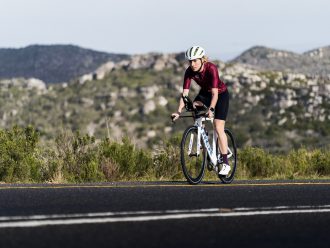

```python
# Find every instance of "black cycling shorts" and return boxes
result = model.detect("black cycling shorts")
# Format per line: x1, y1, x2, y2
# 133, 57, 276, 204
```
194, 89, 229, 121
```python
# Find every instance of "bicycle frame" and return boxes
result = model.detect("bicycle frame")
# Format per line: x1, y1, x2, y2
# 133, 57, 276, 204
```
187, 116, 233, 166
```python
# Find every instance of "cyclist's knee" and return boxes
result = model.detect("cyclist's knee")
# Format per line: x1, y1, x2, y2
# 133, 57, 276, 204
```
215, 127, 225, 138
214, 120, 225, 132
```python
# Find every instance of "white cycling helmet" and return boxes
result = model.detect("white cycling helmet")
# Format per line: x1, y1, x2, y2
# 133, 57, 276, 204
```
185, 46, 205, 60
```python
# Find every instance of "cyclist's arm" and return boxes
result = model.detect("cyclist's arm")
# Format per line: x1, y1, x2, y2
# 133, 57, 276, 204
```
177, 89, 189, 113
209, 88, 218, 110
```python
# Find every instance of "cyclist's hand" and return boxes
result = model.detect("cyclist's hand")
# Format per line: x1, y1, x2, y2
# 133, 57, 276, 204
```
171, 112, 180, 122
207, 109, 214, 119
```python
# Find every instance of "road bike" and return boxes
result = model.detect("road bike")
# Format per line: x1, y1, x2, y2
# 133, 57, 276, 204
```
174, 95, 237, 184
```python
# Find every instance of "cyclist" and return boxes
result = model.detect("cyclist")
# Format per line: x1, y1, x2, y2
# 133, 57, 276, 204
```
171, 45, 230, 175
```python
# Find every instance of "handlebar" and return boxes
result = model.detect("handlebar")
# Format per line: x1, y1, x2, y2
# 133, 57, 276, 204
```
182, 95, 208, 115
171, 95, 210, 122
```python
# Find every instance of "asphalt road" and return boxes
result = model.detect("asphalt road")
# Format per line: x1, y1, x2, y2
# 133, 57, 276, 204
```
0, 180, 330, 248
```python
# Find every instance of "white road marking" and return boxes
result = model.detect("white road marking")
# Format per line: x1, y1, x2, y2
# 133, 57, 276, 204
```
0, 208, 219, 221
1, 206, 330, 228
234, 204, 330, 211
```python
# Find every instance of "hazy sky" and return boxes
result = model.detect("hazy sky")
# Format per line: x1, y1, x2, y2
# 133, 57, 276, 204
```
1, 0, 329, 60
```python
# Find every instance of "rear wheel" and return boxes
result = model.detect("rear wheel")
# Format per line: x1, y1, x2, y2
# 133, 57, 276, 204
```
180, 126, 206, 184
217, 129, 237, 184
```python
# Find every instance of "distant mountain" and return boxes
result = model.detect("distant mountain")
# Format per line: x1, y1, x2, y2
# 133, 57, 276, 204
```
2, 44, 330, 84
231, 45, 330, 76
0, 45, 129, 83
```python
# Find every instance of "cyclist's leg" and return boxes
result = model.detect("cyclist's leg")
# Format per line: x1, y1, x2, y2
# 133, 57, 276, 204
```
193, 101, 205, 108
213, 89, 229, 141
214, 119, 228, 156
214, 90, 230, 174
214, 120, 231, 176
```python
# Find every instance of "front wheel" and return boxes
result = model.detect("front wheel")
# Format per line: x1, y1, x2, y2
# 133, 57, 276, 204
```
180, 126, 206, 184
217, 129, 237, 184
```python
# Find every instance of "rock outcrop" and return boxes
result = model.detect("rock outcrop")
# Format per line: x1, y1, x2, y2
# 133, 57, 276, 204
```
231, 45, 330, 77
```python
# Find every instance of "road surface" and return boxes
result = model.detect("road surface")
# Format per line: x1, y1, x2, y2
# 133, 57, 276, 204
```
0, 180, 330, 247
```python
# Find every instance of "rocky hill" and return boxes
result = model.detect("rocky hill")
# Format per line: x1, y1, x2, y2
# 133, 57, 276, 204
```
231, 45, 330, 76
0, 45, 129, 83
2, 44, 330, 84
0, 53, 329, 152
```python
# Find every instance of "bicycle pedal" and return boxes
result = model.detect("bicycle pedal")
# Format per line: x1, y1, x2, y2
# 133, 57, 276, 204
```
189, 153, 198, 157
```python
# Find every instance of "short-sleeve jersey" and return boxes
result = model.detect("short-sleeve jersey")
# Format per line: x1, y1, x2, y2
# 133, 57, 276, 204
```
183, 62, 227, 93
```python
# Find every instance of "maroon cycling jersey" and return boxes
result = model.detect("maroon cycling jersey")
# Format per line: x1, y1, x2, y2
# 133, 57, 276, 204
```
183, 62, 227, 93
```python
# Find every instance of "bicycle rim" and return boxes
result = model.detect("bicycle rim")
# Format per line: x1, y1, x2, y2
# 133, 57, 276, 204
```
218, 129, 237, 184
180, 126, 206, 184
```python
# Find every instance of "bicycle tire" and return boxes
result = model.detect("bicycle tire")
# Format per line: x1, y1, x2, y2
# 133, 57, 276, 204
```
217, 128, 237, 184
180, 125, 206, 184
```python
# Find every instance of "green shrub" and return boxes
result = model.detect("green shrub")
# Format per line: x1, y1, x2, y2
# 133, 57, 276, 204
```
153, 135, 182, 180
55, 131, 104, 182
311, 149, 330, 176
238, 146, 330, 179
238, 147, 292, 178
287, 148, 310, 176
1, 125, 329, 183
99, 137, 153, 179
0, 126, 43, 182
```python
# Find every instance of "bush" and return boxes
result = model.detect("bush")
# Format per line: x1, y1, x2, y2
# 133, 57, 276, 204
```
1, 125, 329, 183
238, 146, 330, 179
0, 126, 43, 182
287, 148, 310, 177
238, 147, 285, 178
100, 137, 153, 179
311, 149, 330, 176
55, 131, 104, 182
153, 135, 182, 180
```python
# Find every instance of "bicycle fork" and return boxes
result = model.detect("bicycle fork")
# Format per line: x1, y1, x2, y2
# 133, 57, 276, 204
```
187, 126, 218, 166
187, 128, 204, 158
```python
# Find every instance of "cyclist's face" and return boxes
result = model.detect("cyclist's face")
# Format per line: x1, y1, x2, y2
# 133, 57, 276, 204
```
189, 59, 202, 71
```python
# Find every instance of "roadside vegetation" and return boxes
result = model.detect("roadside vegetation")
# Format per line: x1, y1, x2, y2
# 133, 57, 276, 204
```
0, 126, 329, 183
